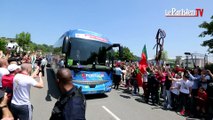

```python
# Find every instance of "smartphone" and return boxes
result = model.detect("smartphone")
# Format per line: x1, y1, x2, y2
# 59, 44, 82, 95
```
37, 69, 42, 76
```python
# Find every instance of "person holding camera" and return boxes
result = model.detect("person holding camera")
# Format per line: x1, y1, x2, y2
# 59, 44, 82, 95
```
0, 90, 13, 120
10, 63, 44, 120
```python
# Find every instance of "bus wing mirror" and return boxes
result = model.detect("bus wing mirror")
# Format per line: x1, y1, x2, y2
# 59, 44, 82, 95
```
112, 44, 120, 47
119, 46, 123, 59
106, 44, 120, 51
106, 46, 112, 51
62, 36, 70, 53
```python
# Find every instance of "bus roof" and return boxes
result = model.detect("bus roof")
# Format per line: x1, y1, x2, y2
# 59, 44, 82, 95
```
54, 29, 111, 47
67, 29, 110, 42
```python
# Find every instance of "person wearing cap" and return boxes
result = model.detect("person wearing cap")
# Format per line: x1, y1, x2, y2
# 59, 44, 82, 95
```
10, 63, 44, 120
2, 64, 21, 103
0, 59, 9, 89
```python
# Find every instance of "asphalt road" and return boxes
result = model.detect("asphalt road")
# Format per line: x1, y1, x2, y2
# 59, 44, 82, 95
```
30, 68, 185, 120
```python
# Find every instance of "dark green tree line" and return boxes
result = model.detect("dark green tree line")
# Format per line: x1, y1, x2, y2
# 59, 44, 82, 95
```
114, 46, 137, 61
0, 37, 7, 53
15, 32, 54, 53
199, 16, 213, 53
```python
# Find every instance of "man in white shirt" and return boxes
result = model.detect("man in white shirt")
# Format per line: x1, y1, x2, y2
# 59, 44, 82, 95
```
11, 63, 44, 120
41, 57, 47, 76
0, 59, 9, 89
177, 73, 192, 116
113, 65, 123, 89
170, 73, 181, 111
142, 71, 148, 97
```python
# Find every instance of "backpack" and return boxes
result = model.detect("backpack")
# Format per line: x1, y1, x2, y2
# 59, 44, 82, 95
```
2, 74, 15, 101
50, 87, 86, 120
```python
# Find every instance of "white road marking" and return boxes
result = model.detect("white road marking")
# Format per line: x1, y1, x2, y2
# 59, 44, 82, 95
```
102, 106, 121, 120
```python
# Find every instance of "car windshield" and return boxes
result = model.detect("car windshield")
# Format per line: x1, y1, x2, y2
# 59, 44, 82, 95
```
68, 38, 111, 66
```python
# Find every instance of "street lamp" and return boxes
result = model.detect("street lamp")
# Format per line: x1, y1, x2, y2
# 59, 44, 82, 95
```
184, 52, 191, 55
204, 54, 208, 65
184, 52, 191, 68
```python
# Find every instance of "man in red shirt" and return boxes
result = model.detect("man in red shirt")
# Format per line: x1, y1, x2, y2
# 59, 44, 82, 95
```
2, 64, 20, 101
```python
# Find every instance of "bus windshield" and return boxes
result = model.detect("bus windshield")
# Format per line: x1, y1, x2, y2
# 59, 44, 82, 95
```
68, 38, 111, 67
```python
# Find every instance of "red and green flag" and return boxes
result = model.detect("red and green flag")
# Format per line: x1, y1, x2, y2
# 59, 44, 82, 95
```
139, 45, 148, 74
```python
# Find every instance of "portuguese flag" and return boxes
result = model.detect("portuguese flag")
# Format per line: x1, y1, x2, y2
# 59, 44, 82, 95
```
139, 45, 148, 74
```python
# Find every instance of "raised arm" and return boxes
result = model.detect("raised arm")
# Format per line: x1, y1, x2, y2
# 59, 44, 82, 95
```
31, 66, 40, 78
187, 70, 201, 80
33, 72, 44, 88
0, 93, 14, 120
207, 70, 213, 79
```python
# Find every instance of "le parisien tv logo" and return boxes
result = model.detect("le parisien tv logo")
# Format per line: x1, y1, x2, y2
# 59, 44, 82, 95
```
165, 8, 204, 17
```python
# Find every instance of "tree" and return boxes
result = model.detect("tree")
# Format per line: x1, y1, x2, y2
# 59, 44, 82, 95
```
16, 32, 31, 51
175, 56, 182, 66
154, 50, 168, 65
114, 46, 135, 61
53, 47, 61, 55
0, 37, 7, 53
199, 16, 213, 53
160, 50, 168, 61
28, 42, 36, 51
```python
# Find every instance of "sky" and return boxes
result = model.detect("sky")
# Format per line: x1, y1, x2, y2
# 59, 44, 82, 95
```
0, 0, 213, 59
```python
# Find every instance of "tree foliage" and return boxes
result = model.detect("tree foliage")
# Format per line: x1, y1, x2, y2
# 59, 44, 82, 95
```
35, 44, 53, 52
16, 32, 31, 50
15, 32, 54, 54
175, 56, 182, 65
53, 47, 61, 54
160, 50, 168, 61
0, 38, 7, 53
114, 46, 135, 61
199, 16, 213, 53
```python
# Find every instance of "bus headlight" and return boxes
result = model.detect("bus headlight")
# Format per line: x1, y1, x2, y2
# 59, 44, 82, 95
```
106, 85, 112, 90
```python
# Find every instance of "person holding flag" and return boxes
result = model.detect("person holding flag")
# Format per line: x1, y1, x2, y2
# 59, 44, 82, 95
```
138, 45, 149, 96
139, 45, 148, 74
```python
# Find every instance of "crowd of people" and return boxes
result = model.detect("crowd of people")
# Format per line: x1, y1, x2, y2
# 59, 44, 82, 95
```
1, 49, 213, 120
0, 50, 46, 120
0, 50, 86, 120
113, 62, 213, 120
